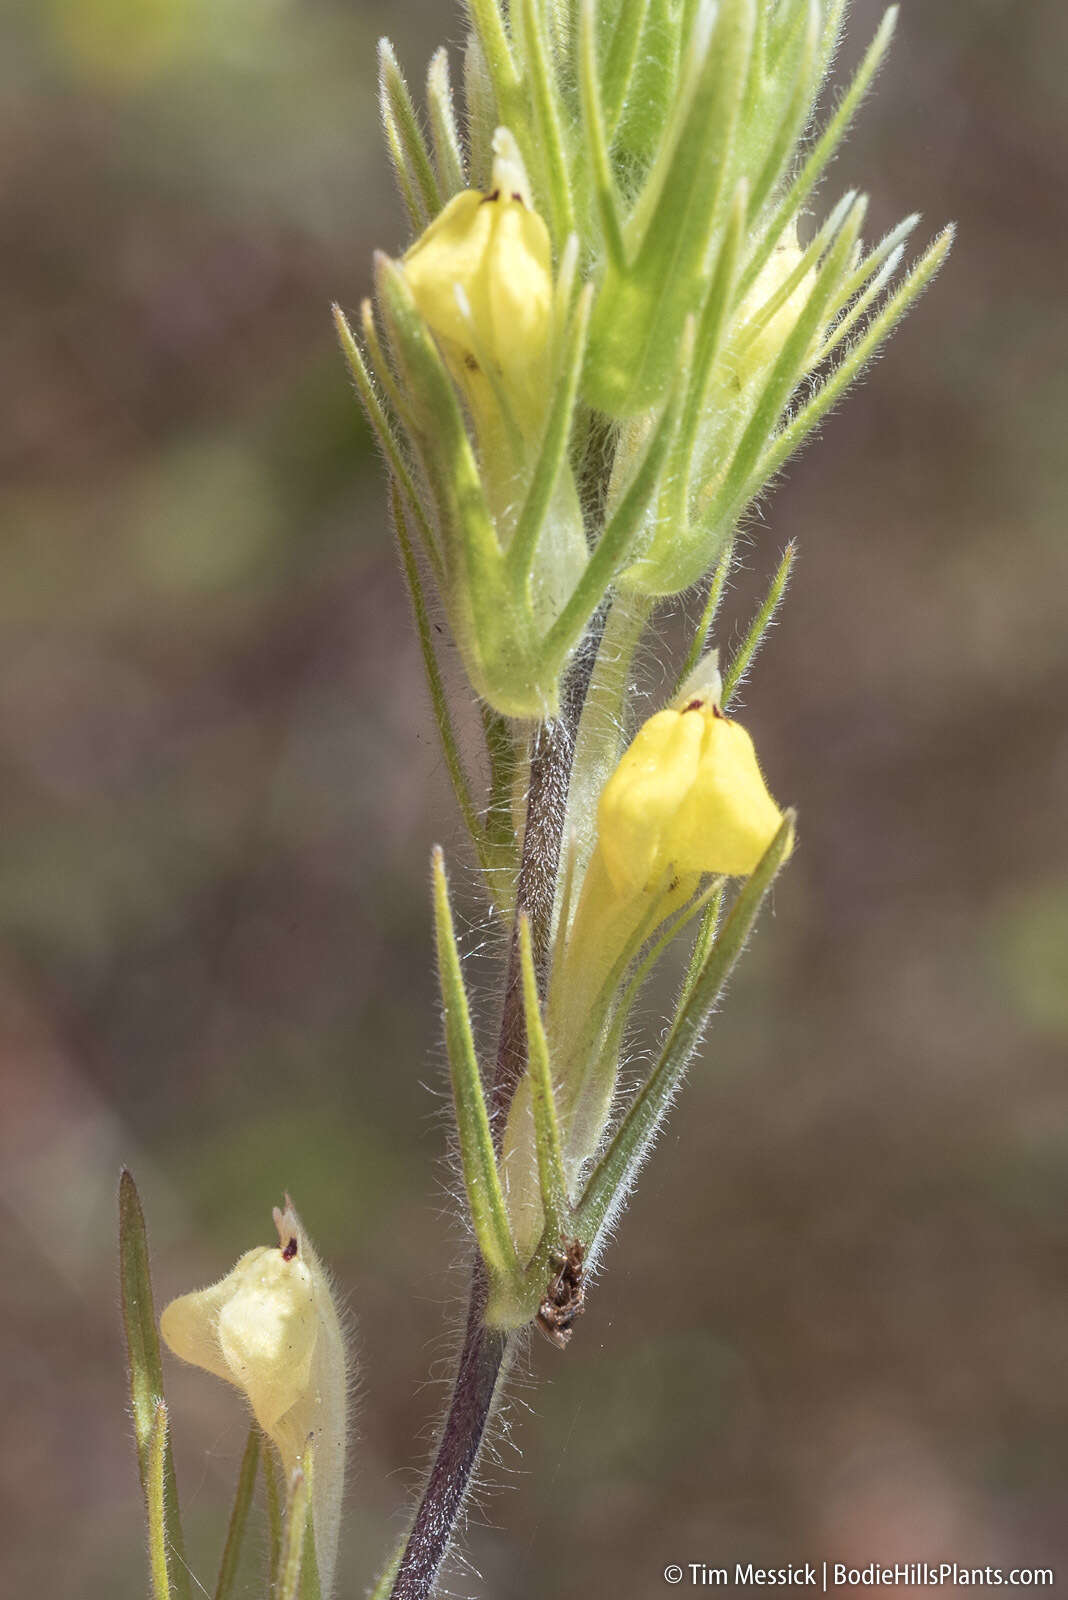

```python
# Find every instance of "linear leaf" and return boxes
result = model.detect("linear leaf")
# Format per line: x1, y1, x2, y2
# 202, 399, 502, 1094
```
119, 1170, 191, 1600
213, 1426, 260, 1600
379, 39, 442, 228
518, 914, 569, 1234
721, 540, 796, 706
433, 848, 521, 1283
576, 813, 795, 1242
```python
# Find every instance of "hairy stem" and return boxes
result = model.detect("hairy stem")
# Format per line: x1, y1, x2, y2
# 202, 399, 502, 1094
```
389, 1268, 511, 1600
390, 611, 606, 1600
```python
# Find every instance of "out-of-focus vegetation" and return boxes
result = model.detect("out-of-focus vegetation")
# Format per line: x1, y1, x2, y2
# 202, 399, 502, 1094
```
2, 1, 1067, 1595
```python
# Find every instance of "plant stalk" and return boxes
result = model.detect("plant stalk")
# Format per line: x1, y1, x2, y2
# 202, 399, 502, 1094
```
389, 610, 606, 1600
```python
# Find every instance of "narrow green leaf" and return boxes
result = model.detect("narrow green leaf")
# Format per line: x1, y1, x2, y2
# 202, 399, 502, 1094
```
615, 878, 725, 1035
721, 540, 796, 707
604, 0, 753, 410
427, 48, 467, 198
482, 704, 518, 844
675, 537, 735, 693
299, 1506, 321, 1600
359, 297, 410, 426
147, 1401, 172, 1600
367, 1540, 406, 1600
737, 5, 898, 304
576, 813, 795, 1242
818, 245, 903, 363
212, 1427, 260, 1600
733, 188, 855, 359
467, 0, 521, 106
390, 483, 487, 857
677, 881, 726, 1013
629, 0, 753, 260
746, 0, 820, 221
379, 39, 442, 228
380, 104, 426, 231
433, 848, 521, 1284
263, 1439, 283, 1593
835, 211, 920, 311
278, 1459, 313, 1600
544, 362, 685, 664
579, 0, 627, 267
710, 195, 867, 528
820, 0, 850, 62
375, 256, 501, 596
518, 914, 570, 1235
515, 0, 576, 242
332, 303, 445, 588
118, 1170, 191, 1600
507, 286, 592, 588
463, 32, 498, 190
599, 0, 650, 139
658, 184, 746, 539
746, 227, 954, 503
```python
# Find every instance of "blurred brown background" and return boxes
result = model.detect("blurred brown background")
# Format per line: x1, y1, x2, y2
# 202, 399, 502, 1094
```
2, 0, 1067, 1595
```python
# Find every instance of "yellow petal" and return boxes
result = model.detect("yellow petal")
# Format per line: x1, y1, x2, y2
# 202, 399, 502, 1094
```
403, 191, 493, 347
598, 701, 786, 894
598, 709, 705, 895
402, 179, 553, 436
677, 713, 787, 877
214, 1245, 319, 1433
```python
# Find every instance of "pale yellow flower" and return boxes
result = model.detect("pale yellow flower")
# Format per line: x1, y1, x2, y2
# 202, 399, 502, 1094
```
161, 1200, 347, 1595
402, 133, 553, 434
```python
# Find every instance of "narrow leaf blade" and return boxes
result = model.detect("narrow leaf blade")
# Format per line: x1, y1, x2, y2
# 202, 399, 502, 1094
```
119, 1170, 192, 1600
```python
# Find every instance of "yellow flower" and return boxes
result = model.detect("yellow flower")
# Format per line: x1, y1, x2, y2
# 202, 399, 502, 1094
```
402, 131, 553, 433
535, 668, 789, 1186
161, 1199, 347, 1595
598, 692, 787, 893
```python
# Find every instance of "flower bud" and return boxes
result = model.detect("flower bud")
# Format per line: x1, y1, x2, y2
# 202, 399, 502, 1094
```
722, 229, 816, 394
402, 129, 553, 440
161, 1200, 347, 1595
